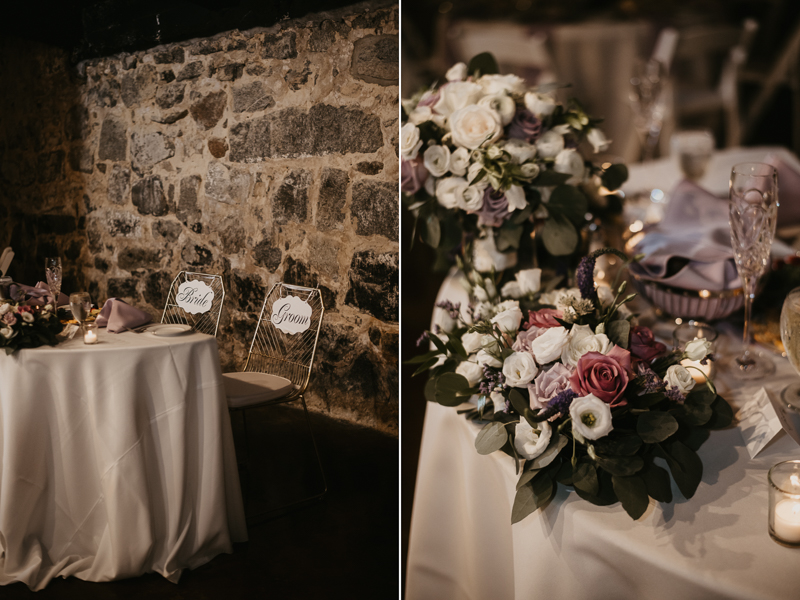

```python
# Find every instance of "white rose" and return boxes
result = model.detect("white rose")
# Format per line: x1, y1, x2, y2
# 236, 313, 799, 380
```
456, 361, 484, 387
684, 338, 712, 361
435, 176, 468, 209
503, 138, 537, 164
473, 235, 517, 272
553, 149, 586, 185
490, 391, 507, 413
501, 280, 523, 299
524, 92, 557, 117
449, 147, 470, 176
535, 130, 565, 159
520, 163, 540, 179
514, 419, 553, 460
476, 349, 502, 368
461, 331, 484, 354
664, 365, 696, 395
587, 128, 611, 153
503, 351, 539, 387
435, 81, 484, 118
478, 93, 516, 125
401, 122, 423, 160
21, 312, 34, 323
561, 324, 613, 367
491, 305, 523, 333
478, 73, 526, 95
0, 303, 10, 315
496, 299, 520, 312
505, 185, 527, 212
529, 326, 570, 364
408, 105, 433, 125
467, 161, 487, 188
461, 186, 485, 212
446, 62, 468, 82
570, 394, 614, 440
449, 105, 503, 150
516, 268, 541, 295
0, 326, 15, 339
424, 145, 451, 178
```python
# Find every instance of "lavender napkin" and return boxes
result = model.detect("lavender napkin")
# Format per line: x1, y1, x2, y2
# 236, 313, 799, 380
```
764, 154, 800, 226
10, 282, 69, 307
95, 298, 152, 333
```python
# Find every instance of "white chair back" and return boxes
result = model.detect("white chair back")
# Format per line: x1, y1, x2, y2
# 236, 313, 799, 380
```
161, 271, 225, 337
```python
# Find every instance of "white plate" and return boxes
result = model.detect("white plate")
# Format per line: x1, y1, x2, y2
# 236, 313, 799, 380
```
150, 324, 193, 337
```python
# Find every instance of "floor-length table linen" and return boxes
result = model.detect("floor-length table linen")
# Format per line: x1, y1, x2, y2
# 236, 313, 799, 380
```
0, 328, 247, 590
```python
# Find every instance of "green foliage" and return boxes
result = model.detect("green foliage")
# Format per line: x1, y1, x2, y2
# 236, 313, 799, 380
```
468, 52, 500, 77
541, 215, 579, 256
601, 164, 629, 191
476, 421, 509, 455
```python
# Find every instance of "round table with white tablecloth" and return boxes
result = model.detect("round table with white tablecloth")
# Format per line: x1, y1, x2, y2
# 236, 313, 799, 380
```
0, 327, 247, 590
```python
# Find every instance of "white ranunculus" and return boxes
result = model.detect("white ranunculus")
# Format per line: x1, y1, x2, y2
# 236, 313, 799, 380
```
456, 361, 484, 387
520, 162, 540, 179
477, 349, 502, 368
460, 331, 483, 355
424, 145, 451, 178
529, 326, 570, 365
524, 92, 557, 117
501, 280, 523, 299
684, 338, 712, 361
478, 93, 516, 125
473, 235, 517, 272
478, 73, 526, 96
503, 351, 539, 387
449, 105, 503, 150
446, 62, 468, 82
664, 364, 696, 395
467, 161, 487, 188
516, 268, 542, 295
490, 391, 507, 413
435, 81, 484, 118
505, 185, 527, 212
461, 186, 484, 212
587, 127, 611, 153
553, 149, 586, 185
401, 122, 423, 160
503, 138, 537, 164
514, 419, 553, 460
491, 305, 523, 333
570, 394, 613, 440
0, 303, 10, 315
561, 324, 613, 367
435, 176, 468, 209
449, 147, 471, 176
535, 130, 564, 159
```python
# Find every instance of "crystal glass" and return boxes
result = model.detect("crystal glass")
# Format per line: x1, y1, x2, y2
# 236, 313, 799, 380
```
726, 163, 778, 379
779, 288, 800, 409
768, 460, 800, 546
673, 320, 718, 383
44, 257, 62, 306
630, 58, 668, 161
671, 129, 714, 181
69, 291, 92, 325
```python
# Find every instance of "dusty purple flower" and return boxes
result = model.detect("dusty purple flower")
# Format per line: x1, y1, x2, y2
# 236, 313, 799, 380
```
665, 387, 685, 404
477, 187, 511, 227
576, 255, 597, 302
478, 365, 505, 396
401, 158, 428, 194
3, 312, 17, 326
416, 331, 429, 347
436, 300, 462, 320
528, 363, 574, 410
635, 362, 666, 393
537, 388, 578, 420
512, 326, 546, 353
508, 109, 542, 143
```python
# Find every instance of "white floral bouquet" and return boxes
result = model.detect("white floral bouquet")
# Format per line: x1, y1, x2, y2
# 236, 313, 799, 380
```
0, 301, 64, 354
410, 249, 733, 522
401, 53, 628, 273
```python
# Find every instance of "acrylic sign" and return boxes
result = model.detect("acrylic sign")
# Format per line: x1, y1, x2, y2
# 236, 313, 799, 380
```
176, 280, 215, 314
271, 296, 312, 334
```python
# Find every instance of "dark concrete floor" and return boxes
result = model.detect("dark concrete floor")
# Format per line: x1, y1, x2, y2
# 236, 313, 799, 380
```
2, 404, 399, 599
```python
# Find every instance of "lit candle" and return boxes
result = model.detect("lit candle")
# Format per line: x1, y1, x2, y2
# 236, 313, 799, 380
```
680, 358, 712, 384
84, 330, 98, 345
773, 499, 800, 544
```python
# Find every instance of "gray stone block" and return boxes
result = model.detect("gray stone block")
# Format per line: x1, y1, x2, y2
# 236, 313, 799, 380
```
155, 83, 185, 109
68, 145, 93, 174
177, 174, 202, 226
153, 220, 182, 242
351, 35, 398, 86
120, 64, 157, 107
108, 278, 138, 300
253, 236, 282, 271
36, 151, 64, 183
355, 161, 383, 175
181, 243, 215, 267
308, 20, 337, 52
272, 169, 311, 224
351, 180, 398, 241
344, 250, 398, 322
130, 132, 175, 173
317, 167, 348, 231
190, 90, 226, 130
118, 247, 163, 270
132, 176, 168, 216
108, 164, 131, 205
262, 31, 296, 59
232, 81, 275, 112
204, 161, 252, 205
98, 116, 127, 161
213, 62, 244, 81
176, 61, 203, 81
106, 212, 142, 237
219, 217, 246, 254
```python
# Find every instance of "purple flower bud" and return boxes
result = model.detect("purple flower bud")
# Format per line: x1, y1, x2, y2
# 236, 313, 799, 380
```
477, 187, 511, 228
507, 109, 542, 143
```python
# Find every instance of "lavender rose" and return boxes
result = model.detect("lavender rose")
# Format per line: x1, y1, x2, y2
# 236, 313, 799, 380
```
507, 109, 542, 143
569, 346, 632, 407
401, 158, 428, 194
512, 326, 546, 353
630, 326, 667, 362
477, 188, 512, 227
528, 362, 574, 410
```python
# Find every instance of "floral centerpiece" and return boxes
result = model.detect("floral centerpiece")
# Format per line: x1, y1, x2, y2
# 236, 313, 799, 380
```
402, 53, 628, 274
410, 249, 733, 522
0, 301, 64, 354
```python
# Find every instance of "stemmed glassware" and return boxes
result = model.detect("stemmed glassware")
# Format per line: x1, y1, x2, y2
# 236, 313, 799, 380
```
726, 162, 779, 379
44, 257, 62, 306
780, 287, 800, 405
629, 58, 668, 162
69, 292, 92, 328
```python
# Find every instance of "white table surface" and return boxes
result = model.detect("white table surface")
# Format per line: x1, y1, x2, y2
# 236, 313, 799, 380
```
0, 327, 247, 590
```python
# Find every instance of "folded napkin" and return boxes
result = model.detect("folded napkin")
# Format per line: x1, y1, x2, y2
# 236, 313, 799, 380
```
95, 298, 152, 333
764, 153, 800, 226
10, 282, 69, 307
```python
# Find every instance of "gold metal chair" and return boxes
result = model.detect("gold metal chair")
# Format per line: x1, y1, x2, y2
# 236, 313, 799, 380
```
223, 282, 327, 518
161, 271, 225, 336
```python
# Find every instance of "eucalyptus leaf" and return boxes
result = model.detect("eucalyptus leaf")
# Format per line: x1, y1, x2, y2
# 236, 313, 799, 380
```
496, 224, 524, 251
513, 201, 535, 225
467, 52, 500, 77
548, 184, 589, 225
529, 434, 569, 470
412, 356, 440, 377
573, 461, 599, 496
427, 333, 447, 354
637, 411, 679, 443
631, 392, 666, 409
532, 169, 572, 187
424, 378, 437, 403
508, 388, 529, 416
517, 467, 541, 490
687, 387, 718, 406
612, 475, 649, 519
532, 472, 554, 506
446, 337, 468, 361
705, 396, 734, 429
594, 454, 645, 477
511, 482, 539, 524
672, 399, 713, 426
601, 163, 629, 191
541, 215, 579, 256
434, 372, 472, 407
475, 421, 508, 455
405, 349, 442, 364
593, 434, 642, 457
607, 320, 630, 349
556, 460, 574, 485
665, 440, 703, 499
640, 462, 673, 503
679, 426, 710, 452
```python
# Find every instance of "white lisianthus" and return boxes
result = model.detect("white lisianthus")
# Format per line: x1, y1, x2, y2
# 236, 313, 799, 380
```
446, 62, 468, 82
456, 361, 484, 387
503, 138, 537, 164
491, 305, 523, 333
0, 303, 10, 315
448, 147, 471, 176
473, 235, 517, 272
473, 286, 489, 302
21, 312, 34, 323
684, 338, 712, 361
664, 365, 696, 395
435, 176, 468, 209
477, 349, 502, 368
478, 73, 526, 95
529, 326, 570, 364
490, 391, 507, 413
478, 93, 516, 125
400, 123, 423, 160
481, 334, 500, 354
561, 324, 613, 367
461, 186, 485, 212
570, 394, 614, 440
424, 145, 451, 178
505, 185, 527, 212
516, 268, 541, 295
449, 105, 503, 150
520, 162, 540, 179
502, 351, 539, 387
587, 127, 611, 153
496, 299, 520, 312
514, 419, 553, 460
461, 331, 484, 354
435, 81, 484, 117
524, 92, 557, 117
501, 280, 523, 299
553, 149, 586, 185
535, 130, 565, 158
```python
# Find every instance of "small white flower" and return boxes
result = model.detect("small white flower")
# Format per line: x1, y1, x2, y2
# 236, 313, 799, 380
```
424, 144, 451, 178
408, 105, 434, 125
514, 419, 553, 460
449, 147, 471, 176
570, 394, 614, 440
435, 81, 484, 118
481, 334, 500, 354
529, 326, 570, 364
505, 185, 527, 212
446, 62, 468, 82
478, 73, 526, 96
503, 351, 539, 387
473, 286, 489, 302
520, 163, 540, 179
587, 128, 611, 153
535, 130, 565, 159
461, 186, 484, 212
21, 312, 34, 323
456, 361, 484, 387
561, 324, 612, 367
472, 235, 517, 272
462, 331, 484, 354
435, 176, 468, 209
501, 280, 523, 299
490, 391, 506, 413
503, 138, 537, 164
664, 365, 696, 395
476, 349, 502, 368
553, 148, 586, 185
478, 93, 516, 125
515, 268, 541, 295
467, 162, 487, 188
0, 303, 10, 316
424, 174, 436, 196
484, 278, 497, 298
400, 123, 423, 160
0, 326, 16, 339
449, 105, 503, 150
486, 145, 503, 160
684, 338, 712, 361
491, 305, 523, 333
524, 92, 557, 117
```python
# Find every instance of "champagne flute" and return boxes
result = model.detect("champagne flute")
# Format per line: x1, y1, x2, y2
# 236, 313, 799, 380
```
44, 257, 62, 306
780, 287, 800, 406
630, 58, 667, 161
726, 162, 779, 379
69, 292, 92, 327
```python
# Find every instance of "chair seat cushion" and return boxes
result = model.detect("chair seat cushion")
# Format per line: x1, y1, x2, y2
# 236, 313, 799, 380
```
223, 372, 295, 408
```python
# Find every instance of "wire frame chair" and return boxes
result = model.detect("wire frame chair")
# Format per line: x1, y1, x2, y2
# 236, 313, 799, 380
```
161, 271, 225, 337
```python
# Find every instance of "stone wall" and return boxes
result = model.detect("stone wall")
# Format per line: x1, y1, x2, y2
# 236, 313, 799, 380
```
0, 2, 399, 434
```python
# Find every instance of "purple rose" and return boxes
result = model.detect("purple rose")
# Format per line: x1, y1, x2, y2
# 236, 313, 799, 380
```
630, 326, 667, 362
401, 158, 428, 194
508, 109, 542, 143
477, 187, 511, 227
528, 362, 574, 411
569, 346, 632, 407
3, 312, 17, 326
512, 326, 547, 353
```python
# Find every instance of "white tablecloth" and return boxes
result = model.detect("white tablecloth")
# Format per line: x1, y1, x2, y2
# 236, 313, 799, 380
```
0, 328, 247, 590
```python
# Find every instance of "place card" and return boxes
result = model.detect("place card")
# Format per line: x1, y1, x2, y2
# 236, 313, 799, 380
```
176, 280, 214, 314
270, 296, 312, 335
738, 387, 800, 459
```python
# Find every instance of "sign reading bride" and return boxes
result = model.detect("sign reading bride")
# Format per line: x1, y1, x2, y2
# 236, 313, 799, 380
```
271, 296, 312, 334
176, 280, 215, 314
